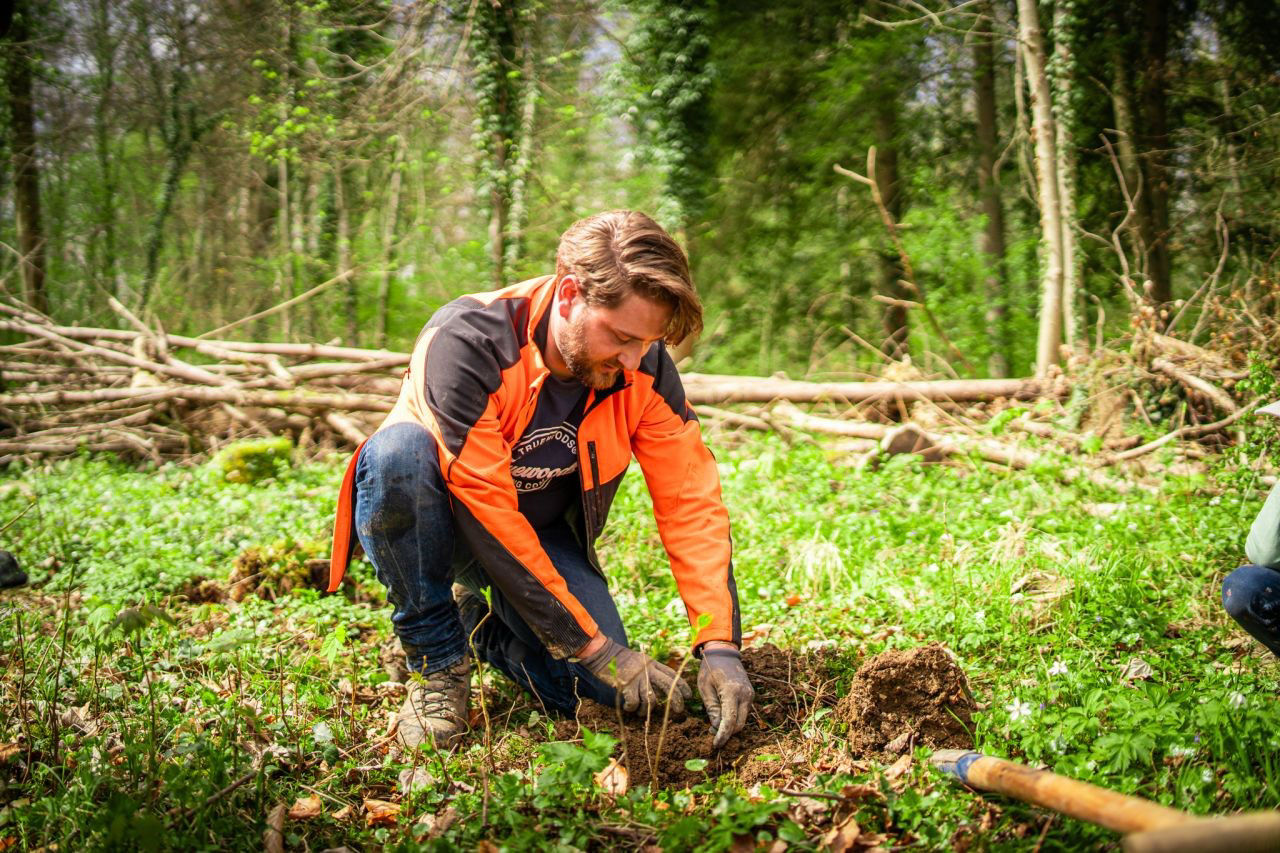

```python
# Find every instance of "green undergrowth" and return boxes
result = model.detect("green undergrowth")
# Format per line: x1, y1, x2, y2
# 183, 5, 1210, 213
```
0, 431, 1277, 851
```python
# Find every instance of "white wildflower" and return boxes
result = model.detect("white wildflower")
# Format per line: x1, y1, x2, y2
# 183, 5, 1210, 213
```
1006, 699, 1034, 722
925, 563, 941, 574
1209, 496, 1221, 506
1202, 768, 1214, 783
1228, 691, 1247, 709
1048, 660, 1068, 677
974, 609, 986, 624
1168, 745, 1196, 758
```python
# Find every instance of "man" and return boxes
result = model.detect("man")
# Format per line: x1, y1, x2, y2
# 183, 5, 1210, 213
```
1222, 400, 1280, 657
327, 210, 753, 752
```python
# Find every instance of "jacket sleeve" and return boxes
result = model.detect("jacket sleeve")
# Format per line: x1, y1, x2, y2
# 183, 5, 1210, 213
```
1246, 480, 1280, 568
420, 322, 599, 659
631, 345, 741, 651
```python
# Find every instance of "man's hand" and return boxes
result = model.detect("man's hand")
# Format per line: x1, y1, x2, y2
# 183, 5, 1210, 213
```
697, 643, 754, 749
580, 636, 692, 715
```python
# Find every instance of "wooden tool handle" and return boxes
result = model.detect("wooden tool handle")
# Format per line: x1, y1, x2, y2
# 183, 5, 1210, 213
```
932, 750, 1192, 834
1123, 812, 1280, 853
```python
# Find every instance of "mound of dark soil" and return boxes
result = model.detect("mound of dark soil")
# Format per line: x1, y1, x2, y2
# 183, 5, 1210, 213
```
835, 643, 974, 758
550, 644, 839, 789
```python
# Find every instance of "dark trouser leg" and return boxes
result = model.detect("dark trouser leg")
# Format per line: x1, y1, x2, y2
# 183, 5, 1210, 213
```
456, 523, 628, 714
354, 422, 467, 675
1222, 564, 1280, 658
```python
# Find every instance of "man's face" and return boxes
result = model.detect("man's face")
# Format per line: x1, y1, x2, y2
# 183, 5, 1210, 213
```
556, 287, 673, 390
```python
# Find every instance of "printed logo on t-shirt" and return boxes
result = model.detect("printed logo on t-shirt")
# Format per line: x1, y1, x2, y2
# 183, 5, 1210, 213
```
510, 424, 579, 492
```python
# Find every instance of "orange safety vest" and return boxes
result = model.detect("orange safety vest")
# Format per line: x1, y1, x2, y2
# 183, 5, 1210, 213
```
329, 275, 739, 658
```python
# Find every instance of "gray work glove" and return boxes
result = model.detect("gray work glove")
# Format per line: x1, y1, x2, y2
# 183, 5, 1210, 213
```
698, 646, 754, 749
580, 636, 692, 716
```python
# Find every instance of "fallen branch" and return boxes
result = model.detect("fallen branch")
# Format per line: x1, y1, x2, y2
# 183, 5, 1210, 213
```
1151, 358, 1237, 415
1111, 402, 1260, 462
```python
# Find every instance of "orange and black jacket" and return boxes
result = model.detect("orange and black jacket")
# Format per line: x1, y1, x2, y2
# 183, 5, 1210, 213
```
329, 275, 740, 659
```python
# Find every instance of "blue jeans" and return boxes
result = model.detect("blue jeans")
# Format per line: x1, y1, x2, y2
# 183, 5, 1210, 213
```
353, 422, 627, 713
1222, 564, 1280, 658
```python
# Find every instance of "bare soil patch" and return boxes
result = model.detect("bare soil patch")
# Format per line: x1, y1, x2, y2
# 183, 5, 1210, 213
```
835, 642, 975, 758
549, 644, 841, 789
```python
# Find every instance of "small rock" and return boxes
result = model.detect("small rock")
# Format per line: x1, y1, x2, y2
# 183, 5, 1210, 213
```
398, 765, 434, 794
0, 551, 27, 589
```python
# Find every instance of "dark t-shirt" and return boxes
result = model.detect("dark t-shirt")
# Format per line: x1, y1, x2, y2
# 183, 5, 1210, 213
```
511, 374, 589, 529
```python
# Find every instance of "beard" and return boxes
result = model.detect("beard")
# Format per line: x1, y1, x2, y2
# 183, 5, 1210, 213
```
558, 315, 622, 390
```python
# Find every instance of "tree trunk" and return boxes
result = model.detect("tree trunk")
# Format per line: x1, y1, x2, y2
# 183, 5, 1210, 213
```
1110, 43, 1154, 282
873, 102, 908, 358
503, 48, 538, 272
376, 138, 406, 349
140, 89, 197, 311
974, 6, 1008, 377
335, 165, 358, 347
472, 0, 522, 289
3, 1, 48, 314
1051, 0, 1081, 354
1139, 0, 1172, 309
1017, 0, 1064, 377
277, 154, 292, 337
90, 0, 118, 299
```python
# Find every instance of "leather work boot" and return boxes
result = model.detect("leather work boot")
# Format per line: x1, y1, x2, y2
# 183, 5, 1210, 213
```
397, 656, 472, 752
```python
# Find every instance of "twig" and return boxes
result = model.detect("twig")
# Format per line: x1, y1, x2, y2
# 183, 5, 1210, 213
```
835, 150, 972, 371
168, 767, 257, 819
195, 267, 358, 340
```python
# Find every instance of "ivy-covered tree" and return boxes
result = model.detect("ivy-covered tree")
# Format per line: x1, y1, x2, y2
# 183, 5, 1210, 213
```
624, 0, 713, 235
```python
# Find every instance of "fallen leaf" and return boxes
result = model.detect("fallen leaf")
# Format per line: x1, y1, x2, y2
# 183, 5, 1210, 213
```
263, 803, 286, 853
399, 766, 434, 794
1120, 657, 1153, 681
1010, 571, 1074, 625
336, 678, 380, 704
363, 798, 401, 827
0, 838, 17, 852
884, 731, 913, 755
594, 758, 629, 798
332, 804, 355, 821
417, 805, 459, 839
287, 795, 323, 820
822, 815, 861, 853
839, 783, 881, 802
884, 753, 913, 781
0, 744, 21, 764
784, 593, 805, 607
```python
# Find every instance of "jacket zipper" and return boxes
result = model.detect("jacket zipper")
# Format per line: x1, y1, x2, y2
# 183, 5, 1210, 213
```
587, 441, 603, 531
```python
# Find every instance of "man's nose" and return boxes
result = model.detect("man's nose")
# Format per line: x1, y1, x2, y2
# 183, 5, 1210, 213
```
618, 343, 644, 371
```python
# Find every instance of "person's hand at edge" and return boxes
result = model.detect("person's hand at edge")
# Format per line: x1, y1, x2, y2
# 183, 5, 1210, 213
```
697, 641, 754, 748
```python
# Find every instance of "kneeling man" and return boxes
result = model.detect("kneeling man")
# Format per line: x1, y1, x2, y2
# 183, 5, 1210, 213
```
1222, 400, 1280, 657
328, 210, 753, 751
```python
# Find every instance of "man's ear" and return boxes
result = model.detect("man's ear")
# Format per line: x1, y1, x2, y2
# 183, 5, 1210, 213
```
556, 274, 580, 318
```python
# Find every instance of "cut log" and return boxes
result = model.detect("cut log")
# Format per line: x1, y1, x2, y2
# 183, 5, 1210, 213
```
681, 374, 1059, 405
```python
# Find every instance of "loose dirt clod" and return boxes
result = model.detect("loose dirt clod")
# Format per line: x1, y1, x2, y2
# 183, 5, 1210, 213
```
836, 643, 975, 758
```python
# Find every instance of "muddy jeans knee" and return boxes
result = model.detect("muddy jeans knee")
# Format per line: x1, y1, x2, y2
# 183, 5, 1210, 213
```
354, 422, 467, 675
1222, 564, 1280, 658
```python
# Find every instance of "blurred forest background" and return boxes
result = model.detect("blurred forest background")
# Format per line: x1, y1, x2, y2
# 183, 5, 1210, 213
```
2, 0, 1278, 380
